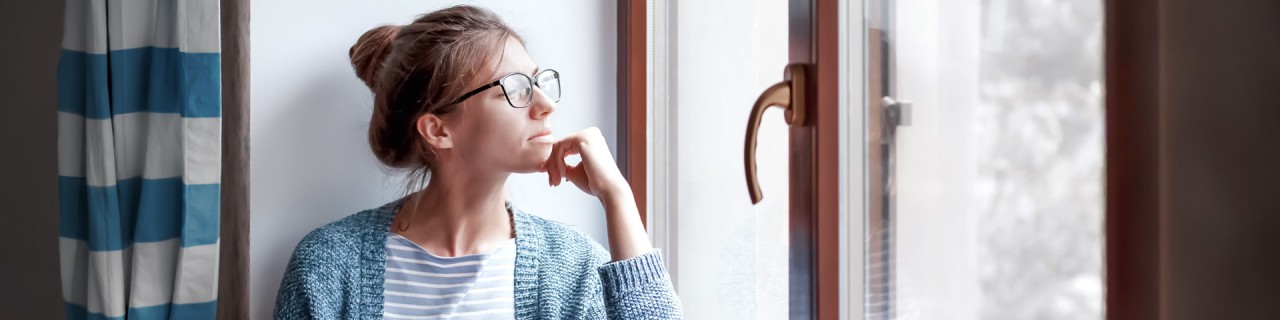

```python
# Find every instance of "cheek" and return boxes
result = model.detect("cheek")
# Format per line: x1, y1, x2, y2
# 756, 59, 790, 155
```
455, 109, 524, 154
450, 106, 548, 172
487, 110, 551, 171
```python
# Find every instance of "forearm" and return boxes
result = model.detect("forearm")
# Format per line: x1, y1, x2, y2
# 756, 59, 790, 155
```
595, 182, 684, 318
600, 186, 653, 261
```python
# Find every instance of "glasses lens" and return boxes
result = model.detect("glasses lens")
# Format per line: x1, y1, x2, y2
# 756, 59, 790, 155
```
536, 70, 561, 103
500, 74, 534, 108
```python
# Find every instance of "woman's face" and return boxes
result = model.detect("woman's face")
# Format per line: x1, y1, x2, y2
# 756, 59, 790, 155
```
432, 37, 556, 175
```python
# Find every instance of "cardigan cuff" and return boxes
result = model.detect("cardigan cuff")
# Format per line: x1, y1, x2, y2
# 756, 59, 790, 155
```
597, 249, 671, 294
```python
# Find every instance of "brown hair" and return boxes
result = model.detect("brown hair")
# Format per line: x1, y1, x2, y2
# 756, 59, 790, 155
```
349, 5, 523, 190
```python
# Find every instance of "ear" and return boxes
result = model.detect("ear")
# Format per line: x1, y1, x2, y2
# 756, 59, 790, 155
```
415, 113, 453, 150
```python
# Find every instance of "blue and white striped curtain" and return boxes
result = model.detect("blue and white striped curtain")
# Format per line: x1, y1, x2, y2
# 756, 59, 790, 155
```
57, 0, 221, 319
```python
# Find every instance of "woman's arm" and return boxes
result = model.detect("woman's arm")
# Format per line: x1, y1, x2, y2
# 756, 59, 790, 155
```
599, 183, 653, 261
595, 250, 683, 319
274, 225, 364, 320
546, 127, 683, 318
274, 234, 341, 320
544, 126, 654, 261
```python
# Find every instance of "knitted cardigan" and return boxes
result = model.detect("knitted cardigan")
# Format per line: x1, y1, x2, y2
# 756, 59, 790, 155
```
273, 197, 683, 319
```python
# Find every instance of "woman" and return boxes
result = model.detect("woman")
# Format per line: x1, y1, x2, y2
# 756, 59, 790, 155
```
273, 5, 682, 320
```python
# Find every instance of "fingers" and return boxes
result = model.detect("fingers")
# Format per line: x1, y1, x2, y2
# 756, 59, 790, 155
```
544, 143, 558, 185
544, 158, 556, 186
543, 127, 604, 188
565, 163, 591, 195
546, 134, 585, 187
545, 139, 566, 186
546, 144, 562, 186
572, 127, 612, 167
553, 140, 569, 186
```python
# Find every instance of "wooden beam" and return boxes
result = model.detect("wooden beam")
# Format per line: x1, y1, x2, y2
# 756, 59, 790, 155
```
217, 0, 250, 318
813, 0, 840, 317
1104, 0, 1164, 319
617, 0, 648, 228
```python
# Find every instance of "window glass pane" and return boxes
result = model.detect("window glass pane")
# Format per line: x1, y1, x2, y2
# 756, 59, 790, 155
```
673, 0, 790, 318
865, 0, 1104, 319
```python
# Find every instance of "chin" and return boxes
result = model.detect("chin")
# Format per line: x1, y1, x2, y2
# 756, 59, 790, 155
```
508, 147, 552, 174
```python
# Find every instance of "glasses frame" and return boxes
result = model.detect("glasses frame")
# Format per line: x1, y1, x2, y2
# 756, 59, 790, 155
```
450, 69, 561, 108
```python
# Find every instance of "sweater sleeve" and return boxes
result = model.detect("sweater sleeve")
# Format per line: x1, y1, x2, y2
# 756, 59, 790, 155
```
274, 253, 320, 320
273, 230, 350, 320
596, 250, 684, 319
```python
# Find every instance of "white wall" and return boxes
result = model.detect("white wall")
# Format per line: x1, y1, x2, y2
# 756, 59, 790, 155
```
248, 1, 616, 318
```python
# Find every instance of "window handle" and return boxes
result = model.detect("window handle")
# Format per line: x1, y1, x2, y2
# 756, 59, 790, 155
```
879, 95, 911, 215
744, 63, 807, 204
883, 96, 912, 127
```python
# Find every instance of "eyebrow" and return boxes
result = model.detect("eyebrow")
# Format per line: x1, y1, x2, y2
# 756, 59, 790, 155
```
487, 66, 539, 85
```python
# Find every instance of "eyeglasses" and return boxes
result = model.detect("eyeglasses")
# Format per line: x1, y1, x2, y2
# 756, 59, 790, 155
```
451, 69, 561, 108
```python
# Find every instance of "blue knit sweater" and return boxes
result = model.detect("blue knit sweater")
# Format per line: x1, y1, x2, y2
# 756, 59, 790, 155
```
273, 197, 683, 319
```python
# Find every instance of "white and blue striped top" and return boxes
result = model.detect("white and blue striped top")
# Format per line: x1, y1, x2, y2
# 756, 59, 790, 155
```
383, 233, 517, 319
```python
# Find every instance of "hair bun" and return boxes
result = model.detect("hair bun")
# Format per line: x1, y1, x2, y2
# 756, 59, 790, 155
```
349, 25, 401, 89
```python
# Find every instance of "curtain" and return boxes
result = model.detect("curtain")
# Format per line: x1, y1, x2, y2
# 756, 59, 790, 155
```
57, 0, 221, 319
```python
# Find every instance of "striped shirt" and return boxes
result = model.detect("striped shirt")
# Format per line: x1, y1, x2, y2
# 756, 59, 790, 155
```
383, 233, 517, 319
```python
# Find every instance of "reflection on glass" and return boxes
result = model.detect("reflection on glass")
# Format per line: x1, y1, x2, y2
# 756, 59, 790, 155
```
866, 0, 1104, 319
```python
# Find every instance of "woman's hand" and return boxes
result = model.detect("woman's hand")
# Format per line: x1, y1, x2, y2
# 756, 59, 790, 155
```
542, 127, 629, 199
542, 127, 653, 261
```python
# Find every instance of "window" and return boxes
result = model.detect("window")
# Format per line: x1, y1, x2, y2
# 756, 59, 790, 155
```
865, 0, 1105, 319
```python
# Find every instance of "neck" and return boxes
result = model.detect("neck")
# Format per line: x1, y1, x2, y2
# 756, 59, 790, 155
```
394, 167, 513, 257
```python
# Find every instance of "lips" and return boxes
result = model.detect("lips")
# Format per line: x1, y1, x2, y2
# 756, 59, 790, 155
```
528, 129, 553, 142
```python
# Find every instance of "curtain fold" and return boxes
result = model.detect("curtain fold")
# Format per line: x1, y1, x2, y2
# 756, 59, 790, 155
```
57, 0, 222, 319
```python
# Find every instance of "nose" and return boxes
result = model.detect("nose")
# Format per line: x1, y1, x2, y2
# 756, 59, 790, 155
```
528, 87, 556, 120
